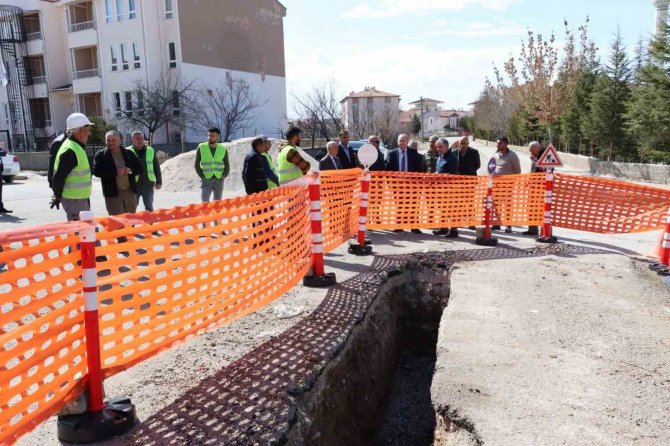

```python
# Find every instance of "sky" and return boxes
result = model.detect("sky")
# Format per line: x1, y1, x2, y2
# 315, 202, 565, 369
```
282, 0, 657, 116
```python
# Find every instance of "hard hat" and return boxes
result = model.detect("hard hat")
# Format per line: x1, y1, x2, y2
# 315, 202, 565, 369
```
66, 113, 94, 130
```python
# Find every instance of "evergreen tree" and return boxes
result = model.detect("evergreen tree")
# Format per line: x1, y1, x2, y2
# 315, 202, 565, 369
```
626, 24, 670, 163
560, 51, 599, 154
586, 29, 633, 160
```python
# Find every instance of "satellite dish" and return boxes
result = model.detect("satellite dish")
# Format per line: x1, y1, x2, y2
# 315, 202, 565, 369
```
357, 144, 379, 169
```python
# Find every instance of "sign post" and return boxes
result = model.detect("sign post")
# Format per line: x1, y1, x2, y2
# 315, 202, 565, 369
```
349, 144, 377, 256
476, 157, 499, 246
535, 144, 562, 244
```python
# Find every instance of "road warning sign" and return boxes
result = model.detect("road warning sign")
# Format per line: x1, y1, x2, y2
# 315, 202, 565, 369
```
536, 144, 563, 168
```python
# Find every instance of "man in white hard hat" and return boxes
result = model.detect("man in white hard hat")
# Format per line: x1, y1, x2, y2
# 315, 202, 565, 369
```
50, 113, 94, 221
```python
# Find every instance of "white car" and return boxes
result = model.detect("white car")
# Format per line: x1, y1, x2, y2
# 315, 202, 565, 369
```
1, 151, 20, 183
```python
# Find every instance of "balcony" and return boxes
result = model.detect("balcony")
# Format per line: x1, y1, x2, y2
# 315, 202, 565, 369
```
69, 20, 95, 33
67, 26, 97, 48
73, 70, 101, 94
73, 69, 99, 80
26, 31, 42, 41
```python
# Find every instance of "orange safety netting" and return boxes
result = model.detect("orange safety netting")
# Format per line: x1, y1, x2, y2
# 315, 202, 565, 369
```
0, 225, 88, 445
553, 173, 670, 233
319, 169, 362, 253
366, 172, 546, 229
92, 186, 312, 377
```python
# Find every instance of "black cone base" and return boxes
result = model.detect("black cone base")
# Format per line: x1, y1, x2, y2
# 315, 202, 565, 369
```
536, 236, 558, 244
57, 397, 137, 444
349, 244, 373, 256
475, 237, 499, 246
303, 272, 337, 287
649, 262, 666, 272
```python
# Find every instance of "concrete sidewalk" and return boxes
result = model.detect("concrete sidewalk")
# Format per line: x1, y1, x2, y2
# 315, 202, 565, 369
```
433, 253, 670, 445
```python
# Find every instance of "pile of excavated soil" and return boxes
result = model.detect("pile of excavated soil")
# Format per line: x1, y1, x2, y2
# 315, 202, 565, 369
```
161, 138, 318, 193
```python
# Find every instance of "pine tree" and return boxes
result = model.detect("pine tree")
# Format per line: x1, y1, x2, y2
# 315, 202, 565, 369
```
586, 29, 633, 160
626, 24, 670, 163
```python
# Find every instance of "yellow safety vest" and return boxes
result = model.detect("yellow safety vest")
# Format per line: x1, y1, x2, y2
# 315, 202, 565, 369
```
129, 146, 156, 182
262, 152, 279, 189
198, 142, 227, 179
278, 144, 303, 185
54, 139, 91, 199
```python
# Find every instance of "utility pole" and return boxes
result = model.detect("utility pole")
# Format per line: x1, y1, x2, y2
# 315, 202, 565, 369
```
420, 96, 424, 142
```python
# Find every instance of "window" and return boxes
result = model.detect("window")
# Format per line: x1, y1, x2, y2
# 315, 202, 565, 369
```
165, 0, 173, 19
116, 0, 124, 21
173, 131, 182, 143
120, 43, 129, 70
171, 90, 180, 116
112, 92, 121, 117
128, 0, 136, 19
132, 42, 141, 68
168, 42, 176, 68
3, 104, 9, 127
136, 91, 144, 116
124, 91, 133, 116
105, 0, 113, 23
110, 46, 118, 71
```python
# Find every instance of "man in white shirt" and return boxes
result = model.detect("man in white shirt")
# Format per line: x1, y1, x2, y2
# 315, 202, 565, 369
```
319, 141, 343, 171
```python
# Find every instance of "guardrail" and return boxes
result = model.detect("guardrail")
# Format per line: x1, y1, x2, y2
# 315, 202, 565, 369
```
73, 68, 100, 80
68, 21, 95, 33
26, 31, 42, 41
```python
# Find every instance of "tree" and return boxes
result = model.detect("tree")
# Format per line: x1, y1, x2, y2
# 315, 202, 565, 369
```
373, 104, 400, 147
291, 79, 343, 140
626, 23, 670, 163
496, 18, 593, 143
187, 75, 266, 142
114, 72, 194, 144
409, 113, 421, 136
88, 116, 117, 145
473, 80, 516, 141
586, 29, 633, 160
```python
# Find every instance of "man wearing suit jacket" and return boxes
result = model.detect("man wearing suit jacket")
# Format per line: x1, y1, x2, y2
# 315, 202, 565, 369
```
385, 133, 423, 233
336, 130, 357, 169
319, 141, 343, 171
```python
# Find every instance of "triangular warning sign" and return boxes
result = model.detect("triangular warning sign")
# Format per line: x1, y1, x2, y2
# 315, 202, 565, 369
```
536, 144, 563, 168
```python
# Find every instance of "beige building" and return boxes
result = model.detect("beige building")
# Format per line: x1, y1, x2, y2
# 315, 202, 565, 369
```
0, 0, 287, 151
402, 97, 469, 137
340, 87, 400, 140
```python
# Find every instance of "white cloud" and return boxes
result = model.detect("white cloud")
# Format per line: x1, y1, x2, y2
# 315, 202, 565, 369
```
341, 0, 521, 18
422, 21, 525, 38
285, 42, 519, 114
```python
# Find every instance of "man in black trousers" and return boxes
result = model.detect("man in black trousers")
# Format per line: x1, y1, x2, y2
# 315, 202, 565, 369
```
386, 133, 424, 233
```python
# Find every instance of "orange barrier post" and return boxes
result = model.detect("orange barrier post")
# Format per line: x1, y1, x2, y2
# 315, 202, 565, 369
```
475, 176, 498, 246
57, 211, 137, 444
303, 173, 337, 287
349, 170, 373, 256
650, 206, 670, 276
537, 168, 558, 244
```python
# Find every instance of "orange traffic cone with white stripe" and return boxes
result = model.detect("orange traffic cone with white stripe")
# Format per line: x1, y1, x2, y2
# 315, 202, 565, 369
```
649, 208, 670, 276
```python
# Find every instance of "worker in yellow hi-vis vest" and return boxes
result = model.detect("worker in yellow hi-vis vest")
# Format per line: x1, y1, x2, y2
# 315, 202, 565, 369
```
129, 131, 162, 211
194, 127, 230, 202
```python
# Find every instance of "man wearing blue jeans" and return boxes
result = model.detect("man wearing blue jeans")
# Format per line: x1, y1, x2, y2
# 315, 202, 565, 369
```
130, 131, 162, 211
194, 128, 230, 202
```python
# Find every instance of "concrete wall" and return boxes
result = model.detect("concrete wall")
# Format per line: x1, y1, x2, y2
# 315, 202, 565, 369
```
15, 151, 49, 170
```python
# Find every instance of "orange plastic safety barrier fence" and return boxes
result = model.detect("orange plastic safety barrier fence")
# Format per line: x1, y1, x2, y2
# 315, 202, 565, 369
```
367, 172, 546, 229
92, 186, 312, 377
0, 224, 88, 445
553, 173, 670, 233
319, 169, 362, 253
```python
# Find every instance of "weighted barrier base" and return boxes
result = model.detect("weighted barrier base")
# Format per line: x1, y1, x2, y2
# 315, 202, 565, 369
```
57, 396, 137, 444
303, 272, 337, 288
649, 262, 666, 272
475, 237, 499, 247
657, 266, 670, 277
536, 236, 559, 244
349, 244, 373, 256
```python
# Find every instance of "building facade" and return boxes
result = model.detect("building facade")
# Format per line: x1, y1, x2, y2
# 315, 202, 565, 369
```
0, 0, 287, 151
340, 87, 400, 140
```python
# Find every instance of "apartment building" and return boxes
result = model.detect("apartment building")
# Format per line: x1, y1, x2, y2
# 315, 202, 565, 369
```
0, 0, 287, 151
340, 87, 401, 139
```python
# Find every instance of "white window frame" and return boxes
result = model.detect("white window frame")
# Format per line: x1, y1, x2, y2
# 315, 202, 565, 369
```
165, 0, 173, 19
128, 0, 136, 19
132, 42, 141, 69
112, 92, 121, 117
120, 43, 129, 70
116, 0, 124, 21
104, 0, 113, 23
168, 42, 176, 69
124, 91, 133, 116
110, 46, 118, 71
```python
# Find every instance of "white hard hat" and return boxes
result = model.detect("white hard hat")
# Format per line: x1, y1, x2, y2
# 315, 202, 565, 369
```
66, 113, 94, 131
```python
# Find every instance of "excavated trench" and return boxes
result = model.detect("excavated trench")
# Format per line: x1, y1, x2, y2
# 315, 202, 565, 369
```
287, 262, 464, 445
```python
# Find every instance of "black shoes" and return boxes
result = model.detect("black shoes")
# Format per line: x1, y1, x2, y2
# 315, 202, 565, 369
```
392, 229, 404, 233
445, 229, 459, 238
492, 225, 501, 230
433, 229, 450, 236
522, 227, 539, 236
410, 229, 422, 234
0, 207, 12, 213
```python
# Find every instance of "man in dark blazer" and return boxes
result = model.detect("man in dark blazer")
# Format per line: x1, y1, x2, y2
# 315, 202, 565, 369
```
385, 133, 424, 233
336, 130, 357, 169
93, 131, 143, 216
367, 135, 386, 171
319, 141, 343, 171
242, 136, 269, 195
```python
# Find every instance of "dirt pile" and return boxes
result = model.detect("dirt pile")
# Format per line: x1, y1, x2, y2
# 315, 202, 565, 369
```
161, 138, 318, 193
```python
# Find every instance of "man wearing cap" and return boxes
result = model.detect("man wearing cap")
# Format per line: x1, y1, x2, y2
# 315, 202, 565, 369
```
50, 113, 94, 221
129, 131, 162, 211
194, 127, 230, 202
278, 127, 310, 185
492, 136, 521, 233
93, 131, 143, 216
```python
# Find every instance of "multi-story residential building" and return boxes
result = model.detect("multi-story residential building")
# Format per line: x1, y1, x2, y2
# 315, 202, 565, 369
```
340, 87, 401, 140
401, 97, 469, 137
0, 0, 287, 151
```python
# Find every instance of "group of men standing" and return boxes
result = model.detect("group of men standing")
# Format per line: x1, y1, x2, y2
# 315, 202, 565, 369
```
48, 113, 162, 221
